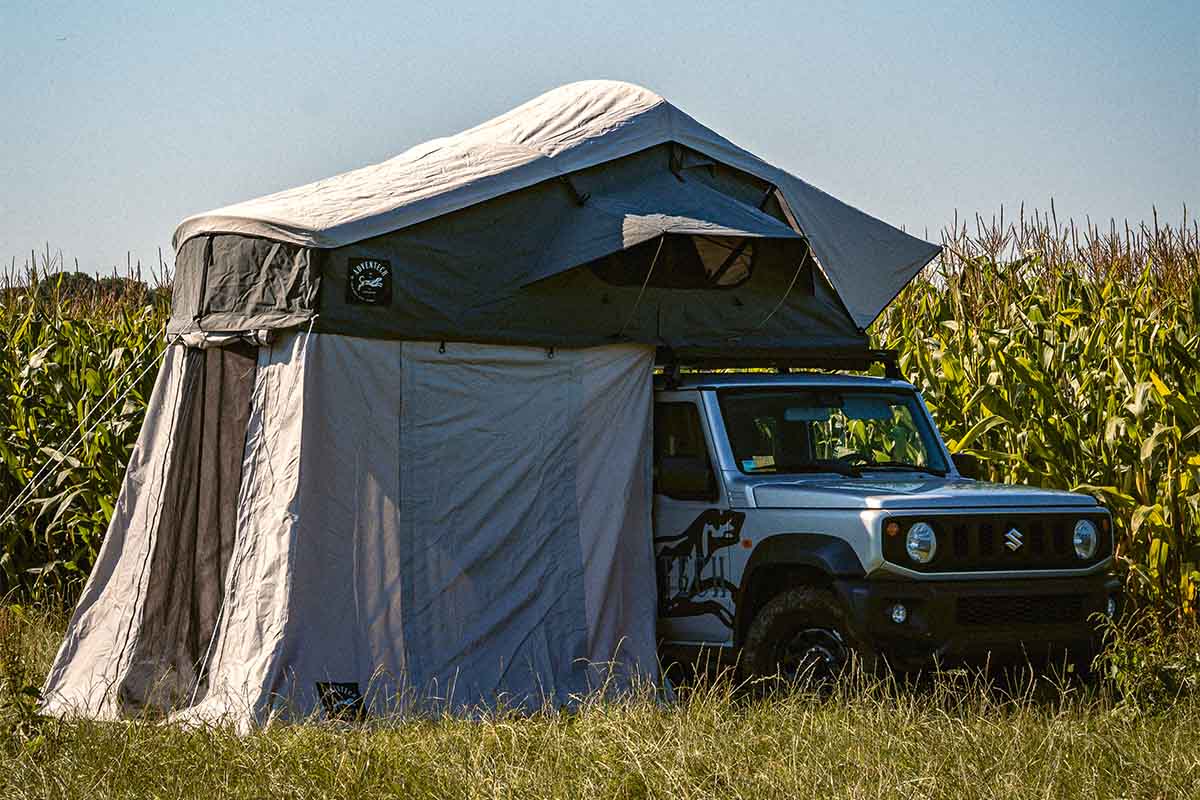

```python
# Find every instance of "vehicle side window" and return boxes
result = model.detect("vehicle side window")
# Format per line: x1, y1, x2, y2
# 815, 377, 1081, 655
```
654, 402, 717, 501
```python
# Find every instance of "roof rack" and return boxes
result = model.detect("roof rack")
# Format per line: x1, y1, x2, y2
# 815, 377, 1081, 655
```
656, 347, 902, 389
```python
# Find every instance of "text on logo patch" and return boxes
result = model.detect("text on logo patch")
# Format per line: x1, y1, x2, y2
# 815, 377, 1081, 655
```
347, 258, 392, 306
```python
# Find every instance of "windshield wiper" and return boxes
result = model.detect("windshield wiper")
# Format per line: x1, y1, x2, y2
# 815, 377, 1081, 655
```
770, 461, 862, 478
859, 461, 947, 477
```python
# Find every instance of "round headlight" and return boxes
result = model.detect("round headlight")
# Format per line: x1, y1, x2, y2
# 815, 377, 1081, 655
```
905, 522, 937, 564
1073, 519, 1098, 559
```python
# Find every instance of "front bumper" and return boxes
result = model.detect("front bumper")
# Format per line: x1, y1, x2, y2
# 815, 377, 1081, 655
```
834, 573, 1122, 671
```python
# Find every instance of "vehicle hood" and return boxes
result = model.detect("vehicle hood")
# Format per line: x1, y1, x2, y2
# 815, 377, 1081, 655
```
750, 476, 1098, 510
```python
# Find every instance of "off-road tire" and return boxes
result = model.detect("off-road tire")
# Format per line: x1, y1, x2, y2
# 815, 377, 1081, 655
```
739, 586, 875, 690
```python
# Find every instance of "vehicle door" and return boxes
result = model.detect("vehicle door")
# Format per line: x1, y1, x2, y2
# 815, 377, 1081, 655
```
653, 395, 741, 645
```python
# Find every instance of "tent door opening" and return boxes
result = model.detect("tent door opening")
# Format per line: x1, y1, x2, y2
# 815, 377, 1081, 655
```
118, 341, 257, 713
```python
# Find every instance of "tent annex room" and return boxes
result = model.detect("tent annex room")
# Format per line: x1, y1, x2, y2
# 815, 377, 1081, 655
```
40, 80, 939, 725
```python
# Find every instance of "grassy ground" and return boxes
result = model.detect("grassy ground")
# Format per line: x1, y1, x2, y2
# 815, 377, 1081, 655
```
3, 608, 1199, 799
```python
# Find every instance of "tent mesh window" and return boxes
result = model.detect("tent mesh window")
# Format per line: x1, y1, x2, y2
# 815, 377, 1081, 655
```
590, 234, 755, 290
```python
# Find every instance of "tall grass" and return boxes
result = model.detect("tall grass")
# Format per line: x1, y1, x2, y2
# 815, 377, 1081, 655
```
876, 207, 1200, 621
1, 606, 1198, 799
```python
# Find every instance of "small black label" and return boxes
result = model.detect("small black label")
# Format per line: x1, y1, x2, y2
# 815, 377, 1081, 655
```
316, 681, 365, 721
346, 258, 392, 306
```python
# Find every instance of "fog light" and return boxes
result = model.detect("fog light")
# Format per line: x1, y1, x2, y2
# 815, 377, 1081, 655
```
890, 604, 908, 624
1106, 596, 1118, 618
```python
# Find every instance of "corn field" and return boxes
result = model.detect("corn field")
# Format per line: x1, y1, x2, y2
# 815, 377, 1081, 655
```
877, 207, 1200, 620
1, 212, 1198, 621
0, 251, 169, 598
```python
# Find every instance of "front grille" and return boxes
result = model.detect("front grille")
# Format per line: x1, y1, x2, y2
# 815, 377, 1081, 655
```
956, 594, 1087, 626
883, 512, 1111, 573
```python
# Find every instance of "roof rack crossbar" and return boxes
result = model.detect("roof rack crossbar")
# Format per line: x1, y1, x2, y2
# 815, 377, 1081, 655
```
656, 347, 902, 388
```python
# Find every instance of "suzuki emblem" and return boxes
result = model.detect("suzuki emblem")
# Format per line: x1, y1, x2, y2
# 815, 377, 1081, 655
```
1005, 527, 1024, 551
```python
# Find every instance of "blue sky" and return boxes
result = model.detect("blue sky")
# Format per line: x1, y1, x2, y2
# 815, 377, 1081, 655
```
1, 1, 1196, 275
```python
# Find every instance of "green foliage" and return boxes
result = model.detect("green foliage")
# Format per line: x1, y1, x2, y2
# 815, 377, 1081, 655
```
0, 606, 40, 742
0, 604, 58, 755
815, 403, 934, 467
0, 254, 169, 598
876, 210, 1200, 620
1093, 611, 1200, 711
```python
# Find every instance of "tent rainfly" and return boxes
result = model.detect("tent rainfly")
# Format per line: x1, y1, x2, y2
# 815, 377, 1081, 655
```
41, 80, 939, 725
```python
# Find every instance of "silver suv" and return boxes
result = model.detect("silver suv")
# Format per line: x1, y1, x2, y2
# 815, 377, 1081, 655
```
652, 370, 1119, 679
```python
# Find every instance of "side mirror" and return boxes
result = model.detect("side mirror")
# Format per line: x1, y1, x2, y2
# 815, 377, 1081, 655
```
657, 455, 716, 500
951, 452, 981, 480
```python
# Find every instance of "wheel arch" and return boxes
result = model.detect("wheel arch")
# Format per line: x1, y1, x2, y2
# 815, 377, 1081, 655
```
734, 533, 866, 646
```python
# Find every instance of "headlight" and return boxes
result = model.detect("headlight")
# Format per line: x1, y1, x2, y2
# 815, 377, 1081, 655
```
1073, 519, 1098, 559
905, 522, 937, 564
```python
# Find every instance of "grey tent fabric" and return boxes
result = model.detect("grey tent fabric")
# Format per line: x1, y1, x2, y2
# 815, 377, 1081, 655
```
169, 81, 939, 342
524, 171, 803, 287
257, 144, 867, 352
396, 341, 656, 709
117, 342, 256, 711
171, 332, 309, 724
167, 145, 859, 353
42, 344, 257, 719
41, 346, 189, 720
47, 333, 658, 726
171, 236, 319, 335
573, 346, 657, 679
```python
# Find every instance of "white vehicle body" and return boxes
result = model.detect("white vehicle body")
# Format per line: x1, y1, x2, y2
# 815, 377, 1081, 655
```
651, 372, 1118, 668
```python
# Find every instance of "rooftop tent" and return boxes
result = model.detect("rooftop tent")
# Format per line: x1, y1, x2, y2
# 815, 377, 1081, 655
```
168, 80, 939, 351
42, 81, 938, 726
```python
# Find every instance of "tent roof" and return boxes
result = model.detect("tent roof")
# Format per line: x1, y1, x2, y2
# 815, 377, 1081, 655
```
173, 80, 938, 328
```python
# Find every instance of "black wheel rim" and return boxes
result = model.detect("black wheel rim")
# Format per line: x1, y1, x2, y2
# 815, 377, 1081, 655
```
772, 627, 848, 687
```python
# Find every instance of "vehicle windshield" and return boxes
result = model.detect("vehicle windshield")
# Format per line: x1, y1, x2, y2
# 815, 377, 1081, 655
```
717, 388, 948, 476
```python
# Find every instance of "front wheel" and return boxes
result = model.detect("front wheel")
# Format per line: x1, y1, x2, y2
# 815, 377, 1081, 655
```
740, 587, 874, 690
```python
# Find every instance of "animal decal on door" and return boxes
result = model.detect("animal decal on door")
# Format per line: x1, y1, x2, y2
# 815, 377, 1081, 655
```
654, 509, 745, 628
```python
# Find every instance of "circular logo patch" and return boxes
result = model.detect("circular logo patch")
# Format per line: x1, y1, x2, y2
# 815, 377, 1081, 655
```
347, 258, 392, 305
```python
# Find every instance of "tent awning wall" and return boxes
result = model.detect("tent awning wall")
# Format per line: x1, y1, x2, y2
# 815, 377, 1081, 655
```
45, 335, 658, 725
41, 346, 191, 720
184, 334, 658, 723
